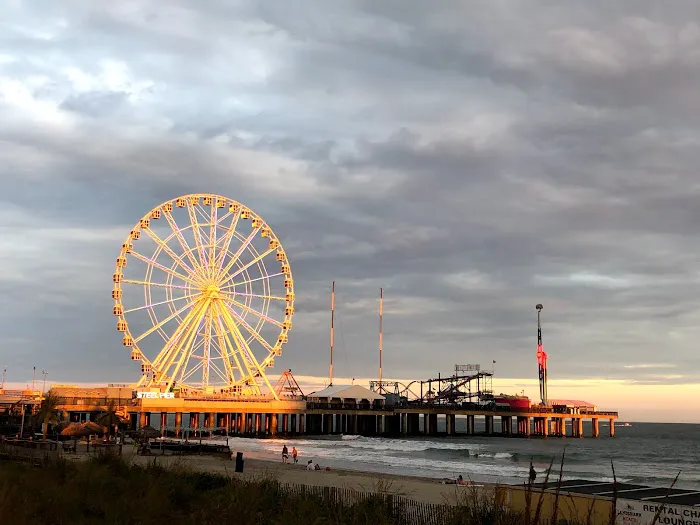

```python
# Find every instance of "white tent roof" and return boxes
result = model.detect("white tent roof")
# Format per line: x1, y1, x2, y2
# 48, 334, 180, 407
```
307, 384, 384, 401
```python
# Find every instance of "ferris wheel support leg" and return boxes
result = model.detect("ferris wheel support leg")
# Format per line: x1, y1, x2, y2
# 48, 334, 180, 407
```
165, 301, 210, 392
213, 303, 260, 390
152, 300, 209, 389
212, 302, 246, 386
219, 302, 279, 400
218, 312, 263, 396
150, 299, 208, 378
202, 308, 213, 388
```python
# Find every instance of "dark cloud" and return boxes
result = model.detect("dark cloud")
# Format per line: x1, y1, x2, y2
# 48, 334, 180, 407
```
2, 1, 700, 403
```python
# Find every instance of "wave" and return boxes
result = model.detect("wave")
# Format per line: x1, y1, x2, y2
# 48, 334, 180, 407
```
192, 435, 674, 489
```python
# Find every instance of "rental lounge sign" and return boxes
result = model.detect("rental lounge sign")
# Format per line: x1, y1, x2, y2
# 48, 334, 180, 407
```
617, 499, 700, 525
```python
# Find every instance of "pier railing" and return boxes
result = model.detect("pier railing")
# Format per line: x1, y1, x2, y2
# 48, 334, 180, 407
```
398, 402, 618, 417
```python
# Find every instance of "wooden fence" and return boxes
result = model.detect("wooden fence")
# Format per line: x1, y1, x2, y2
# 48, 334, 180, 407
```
0, 439, 60, 466
280, 483, 451, 525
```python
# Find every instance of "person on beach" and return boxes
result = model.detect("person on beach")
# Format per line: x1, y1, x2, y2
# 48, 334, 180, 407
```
307, 459, 314, 471
529, 465, 537, 483
282, 445, 289, 463
292, 446, 298, 464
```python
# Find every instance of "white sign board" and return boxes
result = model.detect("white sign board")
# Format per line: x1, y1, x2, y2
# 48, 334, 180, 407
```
617, 498, 700, 525
136, 392, 175, 399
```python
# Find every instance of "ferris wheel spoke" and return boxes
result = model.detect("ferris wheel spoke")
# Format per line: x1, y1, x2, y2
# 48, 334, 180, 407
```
220, 272, 284, 291
123, 292, 199, 314
218, 246, 275, 288
229, 292, 287, 302
180, 359, 204, 384
220, 302, 276, 353
122, 279, 191, 291
186, 201, 210, 274
162, 210, 203, 276
130, 251, 201, 287
207, 202, 218, 284
141, 226, 197, 277
220, 306, 277, 396
133, 297, 200, 344
213, 211, 241, 281
215, 227, 261, 283
223, 296, 284, 329
205, 357, 229, 386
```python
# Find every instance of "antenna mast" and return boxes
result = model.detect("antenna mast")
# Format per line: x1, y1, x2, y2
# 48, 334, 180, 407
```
536, 304, 548, 406
329, 281, 335, 387
379, 287, 383, 384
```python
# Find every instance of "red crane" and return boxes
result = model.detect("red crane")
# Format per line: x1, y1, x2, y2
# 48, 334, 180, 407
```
536, 304, 548, 406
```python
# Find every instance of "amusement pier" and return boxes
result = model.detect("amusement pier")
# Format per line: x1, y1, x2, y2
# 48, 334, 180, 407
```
0, 194, 618, 439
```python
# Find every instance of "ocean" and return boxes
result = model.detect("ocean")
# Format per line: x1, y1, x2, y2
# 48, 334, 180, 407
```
212, 421, 700, 490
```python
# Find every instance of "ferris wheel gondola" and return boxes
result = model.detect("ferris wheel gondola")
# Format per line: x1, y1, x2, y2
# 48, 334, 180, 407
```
111, 194, 294, 398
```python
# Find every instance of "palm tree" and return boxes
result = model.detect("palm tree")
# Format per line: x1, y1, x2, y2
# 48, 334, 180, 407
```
95, 400, 123, 440
33, 392, 63, 441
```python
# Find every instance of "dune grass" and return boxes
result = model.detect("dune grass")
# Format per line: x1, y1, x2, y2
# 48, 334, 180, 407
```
0, 452, 675, 525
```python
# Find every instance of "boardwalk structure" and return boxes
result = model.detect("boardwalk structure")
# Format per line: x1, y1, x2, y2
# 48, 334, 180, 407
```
48, 384, 618, 439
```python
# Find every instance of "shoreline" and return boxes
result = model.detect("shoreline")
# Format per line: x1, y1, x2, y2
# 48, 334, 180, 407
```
165, 434, 531, 486
123, 451, 501, 506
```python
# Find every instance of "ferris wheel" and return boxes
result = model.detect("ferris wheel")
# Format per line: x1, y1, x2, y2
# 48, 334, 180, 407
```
111, 194, 294, 398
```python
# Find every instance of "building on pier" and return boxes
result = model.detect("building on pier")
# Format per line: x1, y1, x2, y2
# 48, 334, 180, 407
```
307, 385, 385, 408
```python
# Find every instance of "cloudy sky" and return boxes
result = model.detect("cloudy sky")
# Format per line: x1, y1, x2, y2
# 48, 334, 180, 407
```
3, 1, 700, 422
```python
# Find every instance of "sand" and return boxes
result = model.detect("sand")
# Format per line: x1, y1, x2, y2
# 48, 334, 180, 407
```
124, 452, 495, 506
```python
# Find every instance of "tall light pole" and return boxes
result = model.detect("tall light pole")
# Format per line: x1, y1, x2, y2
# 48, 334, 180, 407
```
1, 366, 6, 390
32, 366, 36, 391
42, 370, 48, 394
536, 304, 548, 406
329, 281, 335, 387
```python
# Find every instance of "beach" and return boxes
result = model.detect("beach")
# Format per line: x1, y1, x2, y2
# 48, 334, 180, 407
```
125, 451, 493, 506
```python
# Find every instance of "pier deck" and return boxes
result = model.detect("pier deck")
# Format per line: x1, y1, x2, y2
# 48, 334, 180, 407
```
50, 388, 618, 439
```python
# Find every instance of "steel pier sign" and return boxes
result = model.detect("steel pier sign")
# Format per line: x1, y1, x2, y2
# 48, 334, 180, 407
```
617, 499, 700, 525
136, 392, 175, 399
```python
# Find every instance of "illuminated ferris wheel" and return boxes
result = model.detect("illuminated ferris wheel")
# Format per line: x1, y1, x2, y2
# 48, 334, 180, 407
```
111, 194, 294, 397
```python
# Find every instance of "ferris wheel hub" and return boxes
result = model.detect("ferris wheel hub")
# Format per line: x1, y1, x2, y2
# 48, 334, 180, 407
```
202, 284, 221, 299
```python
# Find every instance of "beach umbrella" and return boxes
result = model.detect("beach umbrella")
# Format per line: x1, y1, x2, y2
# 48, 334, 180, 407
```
61, 423, 92, 452
83, 421, 106, 435
60, 423, 92, 438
